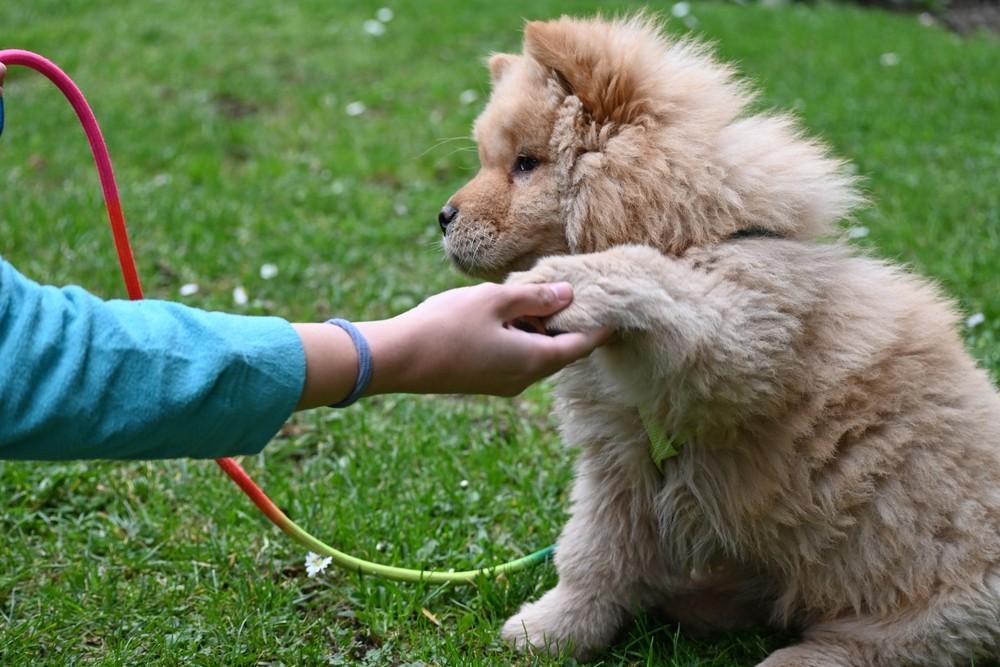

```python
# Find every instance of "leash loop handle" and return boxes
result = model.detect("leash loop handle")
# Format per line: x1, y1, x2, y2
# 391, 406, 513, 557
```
0, 49, 553, 583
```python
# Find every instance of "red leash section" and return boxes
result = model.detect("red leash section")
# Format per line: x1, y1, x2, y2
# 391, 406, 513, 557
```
0, 50, 143, 301
0, 48, 262, 535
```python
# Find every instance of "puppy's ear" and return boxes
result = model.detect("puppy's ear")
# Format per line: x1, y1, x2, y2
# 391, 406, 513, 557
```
523, 20, 580, 95
488, 53, 518, 84
524, 17, 650, 126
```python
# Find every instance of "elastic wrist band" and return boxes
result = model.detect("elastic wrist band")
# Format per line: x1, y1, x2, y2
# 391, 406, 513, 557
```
326, 318, 373, 408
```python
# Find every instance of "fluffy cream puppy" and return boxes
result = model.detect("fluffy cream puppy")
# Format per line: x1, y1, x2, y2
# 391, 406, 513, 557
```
439, 14, 1000, 666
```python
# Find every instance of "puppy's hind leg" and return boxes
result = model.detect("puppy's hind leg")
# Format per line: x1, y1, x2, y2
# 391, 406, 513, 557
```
758, 581, 1000, 667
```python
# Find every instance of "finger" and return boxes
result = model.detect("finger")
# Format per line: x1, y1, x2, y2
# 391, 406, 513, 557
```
538, 325, 615, 368
560, 325, 615, 354
498, 282, 573, 320
507, 316, 547, 335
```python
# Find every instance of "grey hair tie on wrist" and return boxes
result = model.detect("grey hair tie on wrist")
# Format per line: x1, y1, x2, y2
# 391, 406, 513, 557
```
326, 318, 373, 408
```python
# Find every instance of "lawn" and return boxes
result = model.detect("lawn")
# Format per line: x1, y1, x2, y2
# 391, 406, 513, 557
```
1, 1, 999, 665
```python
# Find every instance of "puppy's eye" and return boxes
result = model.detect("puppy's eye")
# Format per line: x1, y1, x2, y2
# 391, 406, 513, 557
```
514, 156, 540, 173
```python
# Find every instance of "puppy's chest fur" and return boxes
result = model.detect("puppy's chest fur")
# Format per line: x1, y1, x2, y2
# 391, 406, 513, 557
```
552, 355, 763, 574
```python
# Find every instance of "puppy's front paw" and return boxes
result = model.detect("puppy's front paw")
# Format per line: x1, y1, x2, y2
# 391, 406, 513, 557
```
501, 599, 575, 658
505, 263, 564, 291
501, 587, 621, 660
507, 260, 615, 334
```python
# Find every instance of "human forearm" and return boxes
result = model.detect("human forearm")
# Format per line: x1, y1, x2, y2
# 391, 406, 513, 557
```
0, 260, 303, 460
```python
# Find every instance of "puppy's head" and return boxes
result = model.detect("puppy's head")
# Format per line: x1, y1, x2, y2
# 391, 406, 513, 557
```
439, 14, 861, 281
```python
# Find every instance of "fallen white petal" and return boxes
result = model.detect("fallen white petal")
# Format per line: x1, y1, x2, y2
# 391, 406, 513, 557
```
880, 53, 900, 67
363, 19, 386, 36
967, 312, 986, 328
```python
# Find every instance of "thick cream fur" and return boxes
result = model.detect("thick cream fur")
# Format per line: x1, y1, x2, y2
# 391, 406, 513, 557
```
441, 14, 1000, 666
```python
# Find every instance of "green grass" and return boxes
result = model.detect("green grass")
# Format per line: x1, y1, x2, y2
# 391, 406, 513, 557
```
2, 1, 999, 665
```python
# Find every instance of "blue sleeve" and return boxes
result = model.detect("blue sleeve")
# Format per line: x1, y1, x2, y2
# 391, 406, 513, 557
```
0, 257, 306, 460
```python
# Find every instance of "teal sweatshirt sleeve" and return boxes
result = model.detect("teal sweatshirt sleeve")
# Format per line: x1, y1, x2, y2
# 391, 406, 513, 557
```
0, 257, 306, 460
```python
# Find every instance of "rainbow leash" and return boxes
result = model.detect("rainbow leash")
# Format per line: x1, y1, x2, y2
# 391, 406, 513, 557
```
0, 49, 554, 583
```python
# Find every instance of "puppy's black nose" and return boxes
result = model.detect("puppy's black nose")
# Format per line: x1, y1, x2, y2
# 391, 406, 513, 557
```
438, 204, 458, 234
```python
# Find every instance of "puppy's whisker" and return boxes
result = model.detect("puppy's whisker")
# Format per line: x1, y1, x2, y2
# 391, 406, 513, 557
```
419, 136, 476, 159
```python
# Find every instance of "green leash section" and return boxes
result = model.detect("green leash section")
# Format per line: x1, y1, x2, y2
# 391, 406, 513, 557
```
309, 539, 555, 584
217, 441, 557, 584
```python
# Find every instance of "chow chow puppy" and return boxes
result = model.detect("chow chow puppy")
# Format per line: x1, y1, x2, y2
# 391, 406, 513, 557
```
438, 14, 1000, 666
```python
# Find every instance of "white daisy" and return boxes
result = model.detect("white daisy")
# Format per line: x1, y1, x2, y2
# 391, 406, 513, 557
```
305, 552, 333, 577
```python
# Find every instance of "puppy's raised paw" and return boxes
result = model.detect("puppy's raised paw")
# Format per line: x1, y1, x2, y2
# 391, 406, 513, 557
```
507, 262, 617, 334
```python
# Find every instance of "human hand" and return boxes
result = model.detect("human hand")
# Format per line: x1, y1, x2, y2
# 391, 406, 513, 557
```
292, 282, 612, 409
506, 246, 674, 335
359, 282, 613, 398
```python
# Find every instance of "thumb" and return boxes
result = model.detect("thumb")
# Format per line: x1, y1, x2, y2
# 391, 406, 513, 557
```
500, 282, 574, 320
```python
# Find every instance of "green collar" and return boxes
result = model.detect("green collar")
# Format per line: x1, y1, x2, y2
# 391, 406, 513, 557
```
638, 406, 685, 473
